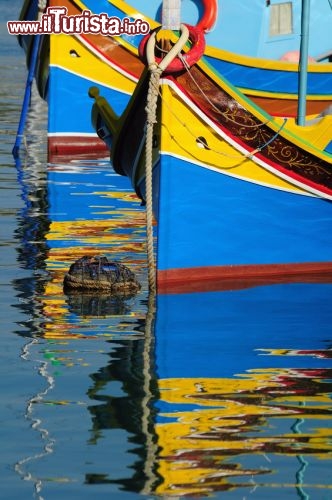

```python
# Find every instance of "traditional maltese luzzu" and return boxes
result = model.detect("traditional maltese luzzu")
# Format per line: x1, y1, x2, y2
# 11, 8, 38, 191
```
16, 0, 332, 157
16, 0, 332, 292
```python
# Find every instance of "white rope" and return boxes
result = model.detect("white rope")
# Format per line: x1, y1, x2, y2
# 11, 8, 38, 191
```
38, 0, 47, 12
146, 24, 189, 71
162, 0, 181, 30
144, 69, 161, 293
144, 25, 190, 293
38, 1, 47, 23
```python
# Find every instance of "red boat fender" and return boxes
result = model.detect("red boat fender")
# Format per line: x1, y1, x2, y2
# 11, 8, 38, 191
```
139, 24, 206, 74
197, 0, 218, 32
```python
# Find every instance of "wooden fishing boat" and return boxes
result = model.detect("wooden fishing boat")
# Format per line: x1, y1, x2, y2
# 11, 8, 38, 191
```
90, 18, 332, 293
81, 0, 332, 117
16, 0, 332, 158
17, 0, 130, 156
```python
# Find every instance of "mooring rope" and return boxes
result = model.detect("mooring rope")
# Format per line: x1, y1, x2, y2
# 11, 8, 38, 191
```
144, 26, 190, 293
144, 69, 161, 294
143, 26, 287, 291
38, 0, 47, 10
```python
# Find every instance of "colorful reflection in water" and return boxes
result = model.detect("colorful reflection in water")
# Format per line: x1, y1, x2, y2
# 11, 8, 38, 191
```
151, 289, 332, 498
19, 157, 150, 339
14, 151, 332, 499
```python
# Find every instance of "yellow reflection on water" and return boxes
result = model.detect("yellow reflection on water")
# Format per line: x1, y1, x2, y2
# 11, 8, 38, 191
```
154, 367, 331, 497
39, 172, 149, 339
27, 160, 331, 497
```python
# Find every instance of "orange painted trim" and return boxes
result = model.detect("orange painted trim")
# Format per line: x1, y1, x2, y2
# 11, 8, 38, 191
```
157, 262, 332, 294
250, 95, 330, 118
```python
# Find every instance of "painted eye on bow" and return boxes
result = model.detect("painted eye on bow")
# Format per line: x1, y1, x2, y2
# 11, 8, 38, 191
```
69, 49, 80, 57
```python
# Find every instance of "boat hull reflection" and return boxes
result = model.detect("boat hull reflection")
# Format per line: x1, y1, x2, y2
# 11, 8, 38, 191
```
151, 284, 332, 497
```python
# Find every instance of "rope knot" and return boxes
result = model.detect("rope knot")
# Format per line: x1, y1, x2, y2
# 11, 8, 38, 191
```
148, 63, 163, 75
142, 25, 191, 293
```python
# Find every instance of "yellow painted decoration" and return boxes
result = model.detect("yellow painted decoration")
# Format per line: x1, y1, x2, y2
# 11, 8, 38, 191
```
50, 32, 136, 93
158, 78, 331, 196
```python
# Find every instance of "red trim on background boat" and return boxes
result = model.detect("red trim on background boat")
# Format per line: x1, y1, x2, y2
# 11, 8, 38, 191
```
80, 34, 140, 81
157, 262, 332, 294
48, 135, 108, 159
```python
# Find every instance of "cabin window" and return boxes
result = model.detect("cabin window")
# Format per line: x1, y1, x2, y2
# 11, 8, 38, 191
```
269, 2, 293, 36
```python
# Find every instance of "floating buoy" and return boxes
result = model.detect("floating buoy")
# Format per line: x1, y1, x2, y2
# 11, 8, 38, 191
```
63, 255, 141, 297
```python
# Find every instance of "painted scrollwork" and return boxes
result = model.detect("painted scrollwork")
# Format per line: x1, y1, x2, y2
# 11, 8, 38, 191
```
180, 68, 332, 192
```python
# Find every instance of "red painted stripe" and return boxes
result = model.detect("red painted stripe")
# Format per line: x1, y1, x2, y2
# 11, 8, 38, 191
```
79, 34, 140, 81
48, 135, 108, 160
157, 262, 332, 294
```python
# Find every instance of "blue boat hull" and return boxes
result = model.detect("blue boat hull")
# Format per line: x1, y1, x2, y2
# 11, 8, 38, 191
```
48, 65, 130, 154
153, 153, 332, 288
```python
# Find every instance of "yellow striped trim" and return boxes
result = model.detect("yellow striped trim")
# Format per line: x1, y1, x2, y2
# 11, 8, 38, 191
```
49, 33, 136, 93
205, 44, 332, 74
159, 80, 331, 197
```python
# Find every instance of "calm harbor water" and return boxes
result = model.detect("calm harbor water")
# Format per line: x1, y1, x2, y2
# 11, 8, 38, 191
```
1, 2, 332, 499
